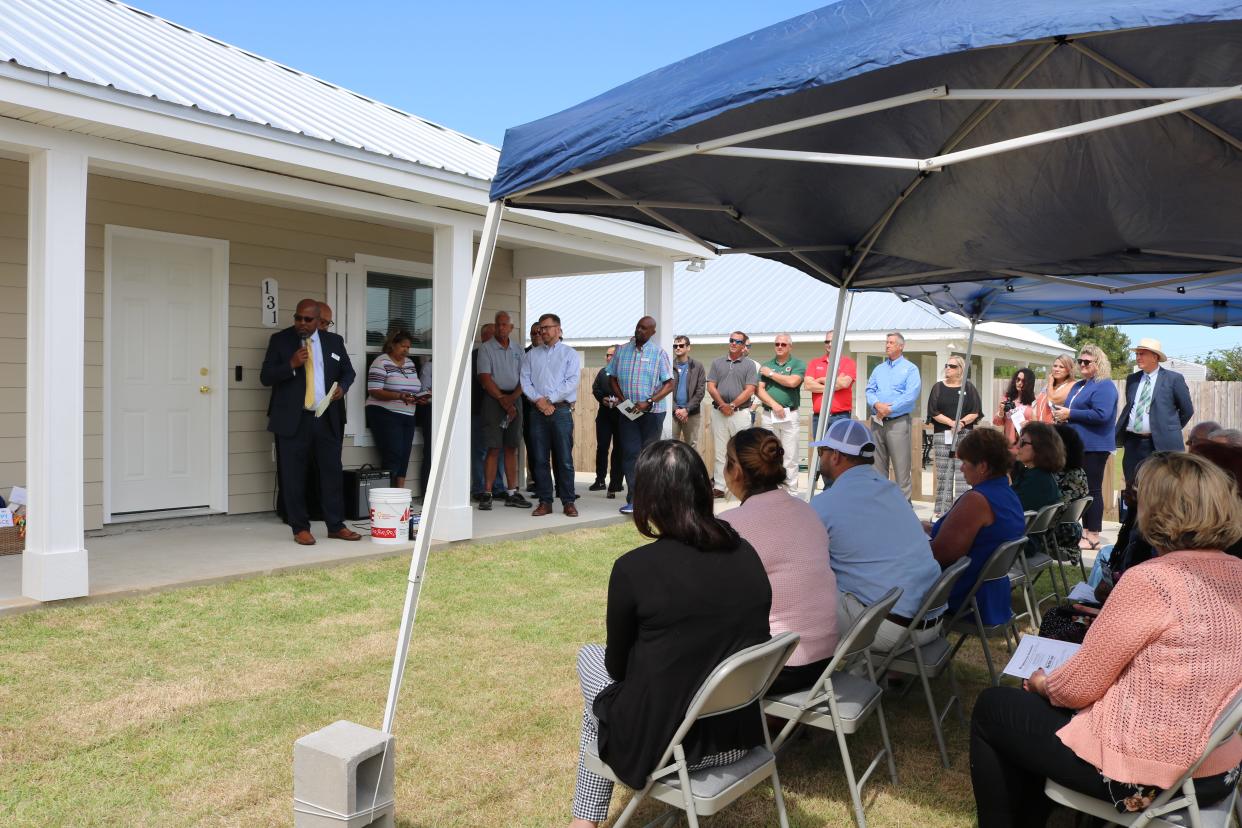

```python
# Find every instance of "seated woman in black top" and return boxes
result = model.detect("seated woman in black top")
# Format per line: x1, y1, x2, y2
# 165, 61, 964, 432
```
1011, 422, 1065, 512
568, 439, 772, 828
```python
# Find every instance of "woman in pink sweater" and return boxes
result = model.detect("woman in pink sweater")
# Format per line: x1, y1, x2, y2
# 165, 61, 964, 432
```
970, 452, 1242, 827
719, 428, 838, 692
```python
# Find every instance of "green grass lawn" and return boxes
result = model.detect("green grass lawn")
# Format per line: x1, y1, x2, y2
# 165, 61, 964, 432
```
0, 525, 1080, 826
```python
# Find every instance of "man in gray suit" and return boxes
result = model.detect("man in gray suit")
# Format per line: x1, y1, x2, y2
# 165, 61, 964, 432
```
1115, 337, 1194, 487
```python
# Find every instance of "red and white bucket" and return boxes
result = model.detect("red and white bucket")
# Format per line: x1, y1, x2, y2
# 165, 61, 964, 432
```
368, 487, 412, 545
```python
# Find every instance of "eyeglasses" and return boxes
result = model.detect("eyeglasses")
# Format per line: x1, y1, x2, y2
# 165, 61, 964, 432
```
538, 324, 558, 331
1017, 439, 1033, 447
1077, 358, 1094, 366
774, 343, 790, 348
728, 338, 746, 345
673, 343, 688, 349
945, 364, 960, 370
293, 314, 318, 323
823, 340, 833, 345
605, 352, 616, 358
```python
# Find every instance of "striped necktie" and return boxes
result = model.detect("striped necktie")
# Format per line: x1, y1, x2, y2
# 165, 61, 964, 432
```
304, 338, 316, 410
1132, 374, 1153, 433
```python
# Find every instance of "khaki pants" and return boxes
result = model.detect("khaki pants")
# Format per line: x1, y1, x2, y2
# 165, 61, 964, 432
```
671, 410, 702, 451
711, 407, 753, 487
837, 591, 942, 654
760, 408, 801, 493
872, 413, 913, 500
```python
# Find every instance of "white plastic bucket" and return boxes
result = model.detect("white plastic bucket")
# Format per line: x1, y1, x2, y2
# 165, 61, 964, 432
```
368, 487, 412, 545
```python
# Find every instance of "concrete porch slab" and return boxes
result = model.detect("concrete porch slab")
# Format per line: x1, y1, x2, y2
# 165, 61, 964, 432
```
0, 473, 629, 616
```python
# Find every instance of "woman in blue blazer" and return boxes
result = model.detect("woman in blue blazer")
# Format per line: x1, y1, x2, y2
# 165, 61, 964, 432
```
1052, 343, 1118, 549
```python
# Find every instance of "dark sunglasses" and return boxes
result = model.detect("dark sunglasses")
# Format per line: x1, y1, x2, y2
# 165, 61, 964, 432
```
823, 340, 833, 345
673, 343, 688, 349
1077, 358, 1094, 366
294, 314, 318, 323
775, 342, 790, 347
1018, 439, 1033, 447
728, 338, 746, 345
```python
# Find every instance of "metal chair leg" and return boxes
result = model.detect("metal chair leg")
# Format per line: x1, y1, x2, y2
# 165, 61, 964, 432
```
973, 607, 998, 686
915, 648, 951, 768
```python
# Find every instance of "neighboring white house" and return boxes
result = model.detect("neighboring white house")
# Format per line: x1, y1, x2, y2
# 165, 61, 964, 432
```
0, 0, 704, 602
1166, 357, 1209, 382
528, 256, 1073, 425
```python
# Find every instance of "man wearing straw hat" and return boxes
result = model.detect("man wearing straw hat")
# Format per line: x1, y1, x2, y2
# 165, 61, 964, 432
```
1115, 337, 1194, 487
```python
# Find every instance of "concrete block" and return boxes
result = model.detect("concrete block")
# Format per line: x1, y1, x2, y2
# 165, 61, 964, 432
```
294, 720, 395, 828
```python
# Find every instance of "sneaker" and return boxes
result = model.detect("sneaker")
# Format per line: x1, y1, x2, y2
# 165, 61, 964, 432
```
619, 503, 634, 515
478, 493, 493, 511
588, 481, 606, 491
505, 492, 533, 509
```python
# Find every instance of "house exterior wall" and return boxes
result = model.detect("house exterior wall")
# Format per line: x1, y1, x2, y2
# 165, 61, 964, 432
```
0, 157, 519, 529
0, 159, 27, 501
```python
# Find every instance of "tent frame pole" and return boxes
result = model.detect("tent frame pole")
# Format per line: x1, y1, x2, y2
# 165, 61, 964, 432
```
381, 200, 505, 734
806, 285, 853, 500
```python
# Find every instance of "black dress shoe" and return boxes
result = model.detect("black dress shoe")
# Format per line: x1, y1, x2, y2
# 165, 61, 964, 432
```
588, 481, 606, 491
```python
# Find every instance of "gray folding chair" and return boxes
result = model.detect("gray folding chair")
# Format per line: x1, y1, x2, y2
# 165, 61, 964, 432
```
874, 557, 972, 769
1057, 495, 1094, 582
1045, 684, 1242, 827
1013, 503, 1065, 626
764, 587, 902, 828
583, 632, 800, 828
947, 537, 1028, 686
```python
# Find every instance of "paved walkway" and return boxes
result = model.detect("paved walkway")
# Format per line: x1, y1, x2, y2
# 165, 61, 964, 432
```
0, 470, 1115, 616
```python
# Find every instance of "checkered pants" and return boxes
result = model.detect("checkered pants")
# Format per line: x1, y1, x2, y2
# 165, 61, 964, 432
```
572, 644, 747, 821
933, 441, 970, 516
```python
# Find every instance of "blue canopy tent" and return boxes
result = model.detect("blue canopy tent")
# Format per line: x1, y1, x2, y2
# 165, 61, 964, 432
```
381, 0, 1242, 733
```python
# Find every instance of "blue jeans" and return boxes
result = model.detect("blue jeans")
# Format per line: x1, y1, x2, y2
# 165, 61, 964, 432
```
618, 411, 666, 504
367, 406, 418, 488
530, 406, 576, 505
811, 411, 851, 490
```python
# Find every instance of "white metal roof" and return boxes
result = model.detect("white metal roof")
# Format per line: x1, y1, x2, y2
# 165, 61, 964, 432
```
529, 255, 1070, 353
0, 0, 500, 182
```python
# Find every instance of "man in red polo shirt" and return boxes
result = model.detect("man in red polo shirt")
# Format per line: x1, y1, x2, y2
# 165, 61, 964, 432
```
805, 329, 856, 490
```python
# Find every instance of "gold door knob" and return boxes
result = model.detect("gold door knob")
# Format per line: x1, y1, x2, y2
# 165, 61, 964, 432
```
199, 385, 211, 394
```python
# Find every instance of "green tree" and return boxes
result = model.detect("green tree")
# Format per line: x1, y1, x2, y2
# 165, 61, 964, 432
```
1204, 346, 1242, 381
1055, 324, 1132, 373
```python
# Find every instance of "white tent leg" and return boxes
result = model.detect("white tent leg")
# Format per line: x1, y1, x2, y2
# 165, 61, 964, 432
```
945, 316, 980, 505
806, 286, 853, 500
381, 200, 505, 734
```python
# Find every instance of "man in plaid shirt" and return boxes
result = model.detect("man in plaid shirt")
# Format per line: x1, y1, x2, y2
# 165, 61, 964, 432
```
606, 316, 674, 515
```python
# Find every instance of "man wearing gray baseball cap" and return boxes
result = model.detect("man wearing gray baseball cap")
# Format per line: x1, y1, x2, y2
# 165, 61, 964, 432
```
810, 418, 945, 652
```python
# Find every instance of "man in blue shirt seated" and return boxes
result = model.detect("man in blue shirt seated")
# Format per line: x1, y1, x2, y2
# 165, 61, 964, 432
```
865, 331, 921, 500
810, 418, 945, 652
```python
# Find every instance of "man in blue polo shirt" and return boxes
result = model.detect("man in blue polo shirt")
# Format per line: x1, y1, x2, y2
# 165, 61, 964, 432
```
810, 418, 944, 652
865, 331, 921, 499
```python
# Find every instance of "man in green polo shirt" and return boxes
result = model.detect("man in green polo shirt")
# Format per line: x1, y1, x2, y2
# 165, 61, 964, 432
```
756, 333, 806, 492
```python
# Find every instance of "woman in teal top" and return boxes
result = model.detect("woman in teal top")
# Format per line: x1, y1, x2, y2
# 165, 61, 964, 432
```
929, 428, 1026, 626
1011, 422, 1066, 512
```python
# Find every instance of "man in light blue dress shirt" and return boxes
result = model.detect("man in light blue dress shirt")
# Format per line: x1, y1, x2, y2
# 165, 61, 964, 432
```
520, 313, 581, 516
865, 331, 922, 499
810, 418, 944, 652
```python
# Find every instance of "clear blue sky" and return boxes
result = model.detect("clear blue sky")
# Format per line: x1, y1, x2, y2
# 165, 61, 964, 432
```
132, 0, 1242, 362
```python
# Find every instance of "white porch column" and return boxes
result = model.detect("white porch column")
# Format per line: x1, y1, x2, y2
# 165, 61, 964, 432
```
644, 263, 675, 438
24, 149, 89, 601
431, 222, 473, 542
981, 355, 997, 418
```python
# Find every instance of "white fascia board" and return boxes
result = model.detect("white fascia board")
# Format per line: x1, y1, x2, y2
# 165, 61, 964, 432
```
0, 68, 703, 260
562, 329, 1068, 355
0, 118, 687, 269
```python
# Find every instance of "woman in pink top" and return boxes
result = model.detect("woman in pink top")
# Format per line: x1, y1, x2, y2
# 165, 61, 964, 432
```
719, 428, 839, 692
970, 452, 1242, 827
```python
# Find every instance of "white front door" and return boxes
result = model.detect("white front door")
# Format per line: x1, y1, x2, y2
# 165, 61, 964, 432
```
108, 233, 219, 515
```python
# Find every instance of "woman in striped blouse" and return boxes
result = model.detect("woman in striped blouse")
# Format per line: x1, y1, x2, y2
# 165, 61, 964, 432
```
366, 330, 426, 488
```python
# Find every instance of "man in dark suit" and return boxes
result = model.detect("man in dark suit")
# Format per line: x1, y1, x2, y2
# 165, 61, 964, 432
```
1115, 337, 1194, 487
261, 298, 361, 545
